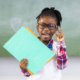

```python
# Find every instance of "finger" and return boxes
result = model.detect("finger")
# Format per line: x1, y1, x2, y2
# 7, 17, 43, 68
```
24, 58, 28, 61
60, 28, 63, 34
20, 59, 27, 64
24, 61, 28, 64
59, 35, 63, 39
59, 33, 63, 38
19, 59, 27, 69
25, 63, 28, 66
56, 31, 59, 37
59, 33, 62, 36
23, 60, 28, 66
24, 60, 28, 63
26, 58, 29, 61
22, 59, 26, 63
60, 35, 63, 38
57, 31, 62, 35
59, 35, 61, 39
57, 30, 61, 33
20, 59, 24, 64
60, 28, 62, 31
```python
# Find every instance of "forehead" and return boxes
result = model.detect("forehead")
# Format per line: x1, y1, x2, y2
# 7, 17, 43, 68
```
38, 16, 57, 24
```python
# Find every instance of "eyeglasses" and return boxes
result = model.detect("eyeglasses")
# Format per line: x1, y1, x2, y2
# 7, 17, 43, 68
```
38, 23, 57, 30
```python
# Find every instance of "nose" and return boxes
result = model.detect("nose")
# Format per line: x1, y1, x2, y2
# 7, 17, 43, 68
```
44, 26, 49, 31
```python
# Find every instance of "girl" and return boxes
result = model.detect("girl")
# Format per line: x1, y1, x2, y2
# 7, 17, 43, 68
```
19, 7, 68, 80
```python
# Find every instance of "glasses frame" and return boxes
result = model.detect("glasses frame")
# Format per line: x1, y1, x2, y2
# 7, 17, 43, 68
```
37, 23, 57, 30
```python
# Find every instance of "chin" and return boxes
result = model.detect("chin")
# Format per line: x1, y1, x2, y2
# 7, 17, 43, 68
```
43, 38, 50, 41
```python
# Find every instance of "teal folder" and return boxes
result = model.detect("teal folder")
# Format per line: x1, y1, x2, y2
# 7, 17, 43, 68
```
3, 26, 55, 74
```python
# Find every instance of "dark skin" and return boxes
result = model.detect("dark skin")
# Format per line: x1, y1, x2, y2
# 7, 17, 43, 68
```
37, 16, 58, 45
19, 16, 65, 70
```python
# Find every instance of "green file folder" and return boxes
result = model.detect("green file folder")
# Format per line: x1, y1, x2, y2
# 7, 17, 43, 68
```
3, 26, 55, 74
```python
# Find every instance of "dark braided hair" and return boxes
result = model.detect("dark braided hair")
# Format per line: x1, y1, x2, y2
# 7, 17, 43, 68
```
36, 7, 62, 28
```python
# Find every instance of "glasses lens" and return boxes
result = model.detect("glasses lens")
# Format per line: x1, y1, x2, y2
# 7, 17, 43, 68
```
39, 23, 46, 28
49, 24, 56, 29
38, 23, 56, 30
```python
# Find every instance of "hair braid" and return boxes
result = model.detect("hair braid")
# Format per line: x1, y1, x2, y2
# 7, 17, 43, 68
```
36, 7, 62, 27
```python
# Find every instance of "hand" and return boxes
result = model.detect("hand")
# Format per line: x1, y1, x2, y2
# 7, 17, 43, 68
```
56, 28, 65, 41
19, 58, 28, 70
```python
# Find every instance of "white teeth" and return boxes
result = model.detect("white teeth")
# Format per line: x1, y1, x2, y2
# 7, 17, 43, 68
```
42, 33, 50, 35
43, 33, 48, 35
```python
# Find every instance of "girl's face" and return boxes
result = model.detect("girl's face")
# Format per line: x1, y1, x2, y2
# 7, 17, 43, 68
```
37, 16, 58, 43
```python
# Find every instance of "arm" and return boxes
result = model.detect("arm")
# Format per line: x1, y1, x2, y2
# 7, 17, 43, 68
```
55, 28, 68, 70
56, 40, 68, 70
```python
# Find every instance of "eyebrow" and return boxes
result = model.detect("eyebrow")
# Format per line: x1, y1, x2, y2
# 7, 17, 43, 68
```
38, 22, 56, 25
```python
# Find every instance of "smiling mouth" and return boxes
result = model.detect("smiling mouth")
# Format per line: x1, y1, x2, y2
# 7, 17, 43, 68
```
42, 33, 50, 35
42, 33, 50, 37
